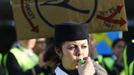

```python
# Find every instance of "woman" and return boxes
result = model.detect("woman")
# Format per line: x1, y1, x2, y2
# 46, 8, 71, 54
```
54, 23, 107, 75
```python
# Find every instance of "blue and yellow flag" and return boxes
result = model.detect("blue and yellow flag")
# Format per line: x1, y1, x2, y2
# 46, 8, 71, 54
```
93, 31, 122, 55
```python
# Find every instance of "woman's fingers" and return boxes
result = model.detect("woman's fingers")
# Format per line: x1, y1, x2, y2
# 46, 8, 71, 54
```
78, 57, 95, 75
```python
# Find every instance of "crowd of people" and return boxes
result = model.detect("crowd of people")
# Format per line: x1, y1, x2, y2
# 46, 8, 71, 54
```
0, 22, 133, 75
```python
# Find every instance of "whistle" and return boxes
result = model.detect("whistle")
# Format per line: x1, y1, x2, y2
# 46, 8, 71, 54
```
79, 59, 85, 65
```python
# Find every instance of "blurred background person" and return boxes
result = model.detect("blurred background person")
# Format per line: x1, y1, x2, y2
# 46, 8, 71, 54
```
0, 23, 16, 75
112, 38, 126, 66
33, 38, 46, 56
43, 37, 60, 75
98, 38, 126, 75
111, 38, 126, 75
5, 39, 45, 75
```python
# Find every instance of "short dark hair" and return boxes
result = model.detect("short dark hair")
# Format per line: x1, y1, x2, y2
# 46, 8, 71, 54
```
112, 38, 126, 48
44, 37, 60, 63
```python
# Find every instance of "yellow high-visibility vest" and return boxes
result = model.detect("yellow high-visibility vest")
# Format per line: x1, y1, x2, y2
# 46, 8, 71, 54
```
0, 53, 2, 64
98, 55, 115, 71
10, 48, 39, 72
3, 47, 44, 75
123, 46, 134, 75
129, 60, 134, 75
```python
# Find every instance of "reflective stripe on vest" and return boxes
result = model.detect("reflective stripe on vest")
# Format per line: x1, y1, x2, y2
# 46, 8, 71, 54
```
123, 46, 129, 75
3, 54, 9, 75
103, 57, 114, 70
10, 48, 39, 72
119, 70, 125, 75
98, 55, 115, 71
129, 60, 134, 75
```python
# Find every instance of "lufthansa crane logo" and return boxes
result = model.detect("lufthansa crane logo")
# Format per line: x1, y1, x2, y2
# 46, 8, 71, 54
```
21, 0, 98, 33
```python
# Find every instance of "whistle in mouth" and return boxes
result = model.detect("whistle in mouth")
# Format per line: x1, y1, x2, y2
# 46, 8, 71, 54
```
79, 60, 85, 65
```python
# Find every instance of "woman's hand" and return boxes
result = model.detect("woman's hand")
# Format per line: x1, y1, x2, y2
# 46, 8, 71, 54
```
78, 57, 95, 75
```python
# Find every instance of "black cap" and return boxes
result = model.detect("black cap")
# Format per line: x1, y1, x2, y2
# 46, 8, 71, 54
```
54, 22, 89, 46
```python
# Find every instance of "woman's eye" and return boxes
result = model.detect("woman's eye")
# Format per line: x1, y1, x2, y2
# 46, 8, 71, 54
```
68, 46, 75, 50
82, 45, 87, 49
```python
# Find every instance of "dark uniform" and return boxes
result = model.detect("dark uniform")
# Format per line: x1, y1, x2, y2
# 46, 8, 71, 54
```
54, 60, 107, 75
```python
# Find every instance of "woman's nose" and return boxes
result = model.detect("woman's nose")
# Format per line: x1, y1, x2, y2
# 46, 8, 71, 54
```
75, 47, 82, 56
76, 52, 80, 56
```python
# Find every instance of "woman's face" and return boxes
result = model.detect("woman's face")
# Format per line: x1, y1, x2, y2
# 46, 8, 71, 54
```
19, 39, 37, 49
33, 38, 46, 55
113, 40, 126, 59
60, 39, 89, 70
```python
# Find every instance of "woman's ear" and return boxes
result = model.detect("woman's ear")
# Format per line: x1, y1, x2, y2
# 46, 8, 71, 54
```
55, 47, 62, 58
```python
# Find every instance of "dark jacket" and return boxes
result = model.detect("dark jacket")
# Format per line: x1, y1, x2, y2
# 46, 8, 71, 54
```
2, 52, 43, 75
54, 60, 108, 75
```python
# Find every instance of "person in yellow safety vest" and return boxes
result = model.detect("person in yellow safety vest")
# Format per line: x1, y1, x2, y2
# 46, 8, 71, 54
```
33, 38, 60, 75
33, 38, 46, 56
3, 39, 45, 75
97, 38, 126, 75
97, 55, 115, 74
123, 42, 134, 75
